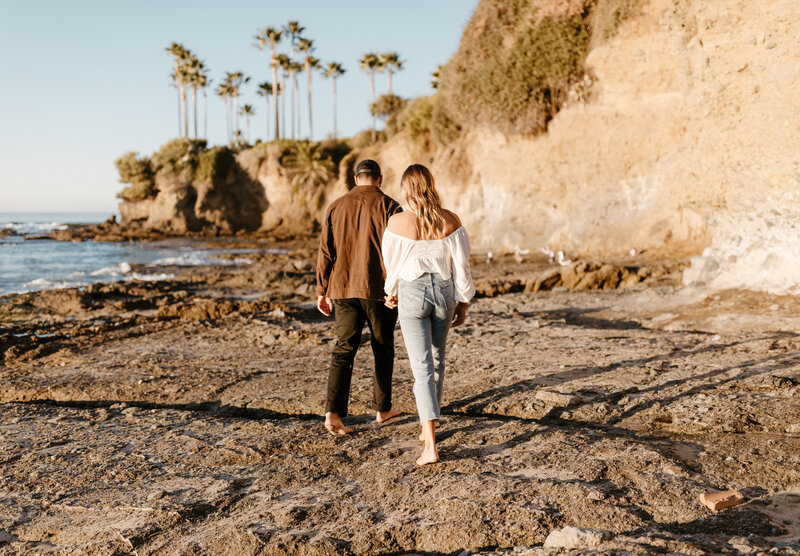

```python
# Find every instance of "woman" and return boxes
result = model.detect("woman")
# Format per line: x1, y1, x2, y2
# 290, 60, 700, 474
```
382, 164, 475, 466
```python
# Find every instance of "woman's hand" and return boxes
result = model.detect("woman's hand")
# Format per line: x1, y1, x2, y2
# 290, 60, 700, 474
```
385, 295, 398, 309
451, 302, 468, 327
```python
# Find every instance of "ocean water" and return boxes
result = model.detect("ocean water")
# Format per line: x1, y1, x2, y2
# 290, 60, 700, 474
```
0, 212, 262, 296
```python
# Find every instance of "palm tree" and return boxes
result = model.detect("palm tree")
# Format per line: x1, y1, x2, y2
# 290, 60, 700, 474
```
216, 81, 234, 143
200, 74, 211, 140
379, 52, 403, 94
359, 53, 380, 141
254, 27, 283, 140
284, 142, 335, 191
297, 39, 318, 140
275, 54, 290, 140
227, 71, 250, 138
284, 21, 305, 139
256, 81, 273, 141
174, 64, 192, 138
322, 62, 345, 139
240, 104, 255, 143
290, 61, 303, 139
186, 56, 206, 139
166, 43, 188, 135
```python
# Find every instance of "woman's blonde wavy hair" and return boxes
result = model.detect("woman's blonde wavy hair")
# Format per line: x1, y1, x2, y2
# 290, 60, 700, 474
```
401, 164, 445, 240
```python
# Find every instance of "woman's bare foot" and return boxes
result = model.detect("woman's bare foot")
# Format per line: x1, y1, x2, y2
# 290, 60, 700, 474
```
416, 448, 439, 466
376, 408, 402, 423
324, 412, 352, 436
416, 420, 438, 465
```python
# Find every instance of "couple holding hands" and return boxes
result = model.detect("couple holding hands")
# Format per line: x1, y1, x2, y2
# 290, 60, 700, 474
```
316, 159, 475, 466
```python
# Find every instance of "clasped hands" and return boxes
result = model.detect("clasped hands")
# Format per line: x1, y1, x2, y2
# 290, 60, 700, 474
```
383, 295, 467, 327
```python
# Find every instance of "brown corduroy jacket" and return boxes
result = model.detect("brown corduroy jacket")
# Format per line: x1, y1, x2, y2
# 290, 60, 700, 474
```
316, 185, 402, 300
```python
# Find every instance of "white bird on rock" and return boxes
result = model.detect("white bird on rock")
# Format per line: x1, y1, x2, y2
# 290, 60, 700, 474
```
540, 246, 555, 263
557, 250, 572, 266
486, 251, 494, 264
514, 248, 530, 264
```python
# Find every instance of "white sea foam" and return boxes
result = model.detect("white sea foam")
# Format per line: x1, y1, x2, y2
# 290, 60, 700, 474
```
151, 252, 254, 266
2, 221, 68, 234
683, 193, 800, 295
130, 272, 175, 281
90, 262, 132, 277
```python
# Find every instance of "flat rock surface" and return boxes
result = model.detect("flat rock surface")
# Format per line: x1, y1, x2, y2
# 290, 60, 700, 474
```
1, 241, 800, 554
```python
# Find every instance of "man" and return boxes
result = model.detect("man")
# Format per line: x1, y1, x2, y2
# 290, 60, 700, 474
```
316, 159, 403, 435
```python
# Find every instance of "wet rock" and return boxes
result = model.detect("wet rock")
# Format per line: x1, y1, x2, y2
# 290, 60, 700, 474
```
543, 526, 612, 549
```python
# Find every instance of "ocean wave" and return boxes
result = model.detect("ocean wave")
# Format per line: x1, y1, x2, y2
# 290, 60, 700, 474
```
151, 252, 253, 266
90, 262, 132, 277
20, 264, 174, 293
2, 221, 68, 234
130, 272, 175, 281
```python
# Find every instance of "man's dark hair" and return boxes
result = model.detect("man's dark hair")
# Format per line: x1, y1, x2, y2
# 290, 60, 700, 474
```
355, 159, 381, 180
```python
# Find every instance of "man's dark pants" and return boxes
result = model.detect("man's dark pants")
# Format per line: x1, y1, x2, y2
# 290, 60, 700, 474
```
326, 298, 397, 416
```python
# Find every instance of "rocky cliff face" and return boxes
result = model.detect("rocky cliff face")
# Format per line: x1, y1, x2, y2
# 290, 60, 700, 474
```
119, 152, 268, 234
365, 0, 800, 293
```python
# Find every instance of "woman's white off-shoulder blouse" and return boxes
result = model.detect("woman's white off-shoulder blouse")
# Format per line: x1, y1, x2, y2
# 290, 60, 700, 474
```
382, 225, 476, 303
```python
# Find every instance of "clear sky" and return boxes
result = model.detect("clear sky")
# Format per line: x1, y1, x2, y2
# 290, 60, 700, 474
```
0, 0, 478, 213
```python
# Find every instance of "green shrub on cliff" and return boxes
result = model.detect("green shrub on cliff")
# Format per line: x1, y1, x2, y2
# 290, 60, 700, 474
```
397, 96, 434, 144
195, 146, 236, 185
394, 94, 462, 148
115, 152, 155, 200
592, 0, 640, 42
370, 94, 408, 138
439, 4, 589, 136
433, 0, 639, 138
151, 138, 207, 177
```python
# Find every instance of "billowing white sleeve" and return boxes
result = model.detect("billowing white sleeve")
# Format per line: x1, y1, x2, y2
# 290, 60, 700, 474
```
448, 227, 476, 303
382, 231, 404, 298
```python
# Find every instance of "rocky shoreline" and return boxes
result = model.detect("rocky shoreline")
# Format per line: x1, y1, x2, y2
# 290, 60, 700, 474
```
1, 237, 799, 554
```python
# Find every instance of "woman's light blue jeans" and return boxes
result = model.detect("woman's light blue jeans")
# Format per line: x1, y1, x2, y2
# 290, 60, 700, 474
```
398, 273, 456, 423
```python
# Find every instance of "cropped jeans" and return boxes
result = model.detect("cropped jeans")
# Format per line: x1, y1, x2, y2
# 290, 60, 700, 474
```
397, 273, 456, 423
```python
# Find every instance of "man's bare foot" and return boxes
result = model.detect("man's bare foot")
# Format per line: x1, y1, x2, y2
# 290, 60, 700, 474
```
416, 448, 439, 466
324, 413, 352, 436
376, 408, 402, 423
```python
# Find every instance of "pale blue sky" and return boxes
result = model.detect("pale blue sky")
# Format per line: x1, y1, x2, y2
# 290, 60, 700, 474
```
0, 0, 477, 213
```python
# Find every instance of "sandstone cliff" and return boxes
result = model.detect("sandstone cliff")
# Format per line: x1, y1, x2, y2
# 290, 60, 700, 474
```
354, 0, 800, 294
119, 0, 800, 293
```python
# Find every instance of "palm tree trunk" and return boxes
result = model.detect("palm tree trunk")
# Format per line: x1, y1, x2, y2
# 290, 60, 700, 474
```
234, 93, 240, 139
289, 43, 295, 141
388, 71, 393, 95
174, 61, 181, 136
332, 78, 338, 140
226, 97, 231, 144
280, 72, 286, 140
203, 88, 208, 140
295, 73, 301, 140
192, 85, 198, 140
369, 71, 376, 142
270, 48, 279, 140
181, 83, 188, 138
247, 117, 251, 144
306, 60, 313, 141
289, 68, 295, 140
264, 95, 269, 143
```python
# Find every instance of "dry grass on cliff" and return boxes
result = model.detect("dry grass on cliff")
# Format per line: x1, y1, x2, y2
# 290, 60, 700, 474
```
434, 0, 639, 138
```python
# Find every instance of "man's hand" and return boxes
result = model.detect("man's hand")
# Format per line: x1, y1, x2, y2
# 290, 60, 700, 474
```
451, 302, 468, 327
384, 295, 398, 309
317, 295, 333, 316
